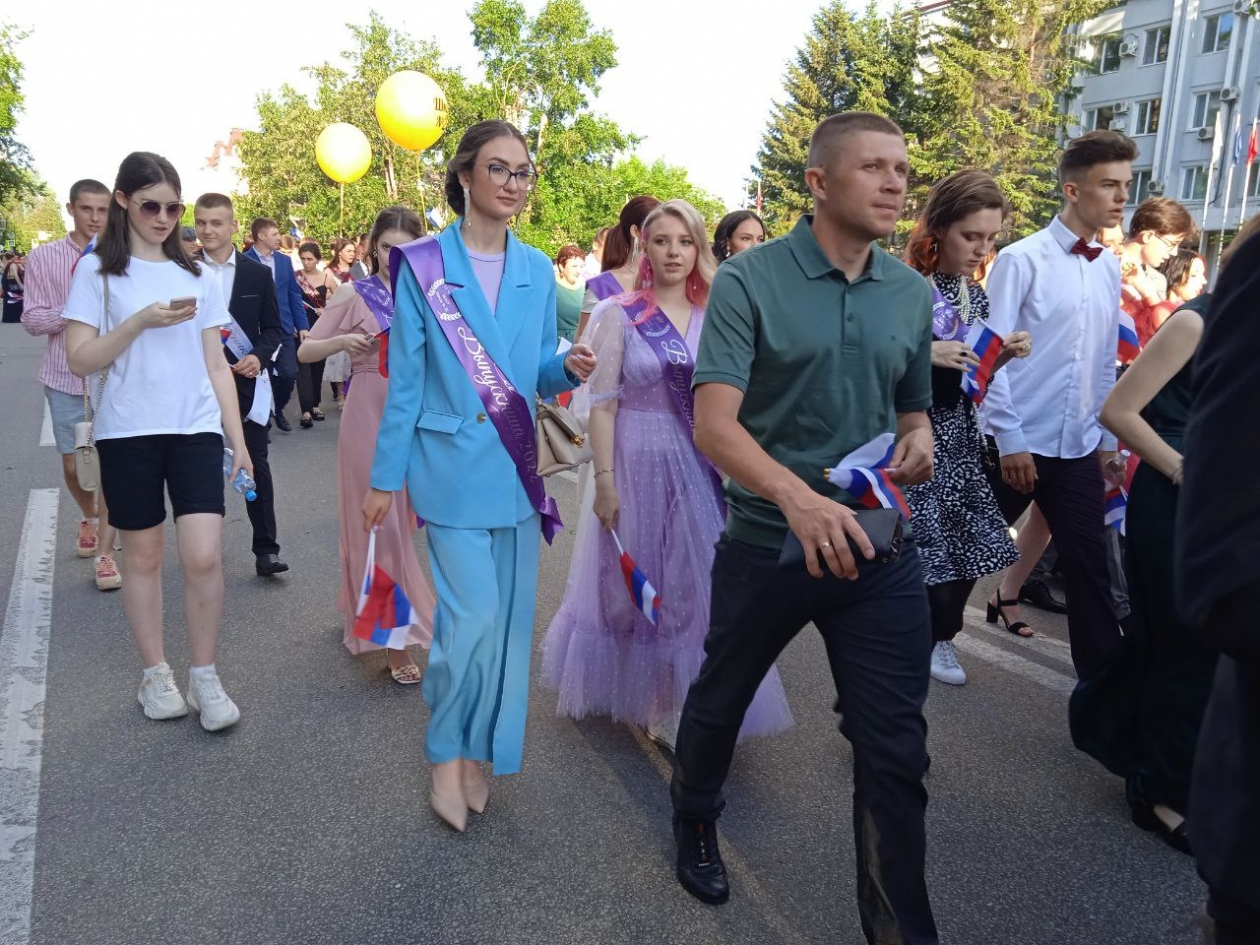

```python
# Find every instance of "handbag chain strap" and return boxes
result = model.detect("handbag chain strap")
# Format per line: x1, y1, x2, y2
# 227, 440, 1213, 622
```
80, 274, 111, 450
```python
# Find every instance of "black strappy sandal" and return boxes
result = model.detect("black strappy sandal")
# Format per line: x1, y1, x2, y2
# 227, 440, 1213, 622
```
987, 593, 1035, 638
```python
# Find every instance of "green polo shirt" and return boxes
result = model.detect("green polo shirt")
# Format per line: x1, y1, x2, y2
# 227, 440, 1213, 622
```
694, 215, 933, 549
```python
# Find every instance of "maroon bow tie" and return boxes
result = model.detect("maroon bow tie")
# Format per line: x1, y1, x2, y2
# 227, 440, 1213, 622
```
1070, 238, 1102, 262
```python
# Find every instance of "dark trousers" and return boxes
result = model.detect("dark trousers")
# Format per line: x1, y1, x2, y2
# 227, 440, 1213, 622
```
242, 418, 279, 557
927, 578, 976, 643
671, 534, 937, 945
297, 357, 327, 414
271, 334, 298, 414
984, 445, 1122, 676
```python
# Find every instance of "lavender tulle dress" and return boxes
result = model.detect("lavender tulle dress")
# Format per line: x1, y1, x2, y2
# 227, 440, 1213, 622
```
542, 298, 794, 738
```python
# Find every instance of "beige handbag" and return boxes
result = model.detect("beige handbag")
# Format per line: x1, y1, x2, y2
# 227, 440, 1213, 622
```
73, 275, 110, 493
535, 398, 592, 476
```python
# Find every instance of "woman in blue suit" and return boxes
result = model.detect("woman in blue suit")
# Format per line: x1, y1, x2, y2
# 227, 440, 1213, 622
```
364, 120, 597, 832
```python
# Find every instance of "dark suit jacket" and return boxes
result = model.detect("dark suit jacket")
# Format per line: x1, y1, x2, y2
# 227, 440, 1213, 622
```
220, 251, 284, 420
244, 246, 308, 334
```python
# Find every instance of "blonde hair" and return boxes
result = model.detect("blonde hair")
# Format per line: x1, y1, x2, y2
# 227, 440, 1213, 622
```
635, 199, 718, 307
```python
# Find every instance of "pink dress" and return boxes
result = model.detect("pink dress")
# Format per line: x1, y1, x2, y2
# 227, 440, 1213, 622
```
308, 287, 435, 653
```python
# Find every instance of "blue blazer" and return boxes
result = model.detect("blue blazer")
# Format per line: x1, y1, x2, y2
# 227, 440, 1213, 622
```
371, 222, 575, 530
244, 246, 308, 333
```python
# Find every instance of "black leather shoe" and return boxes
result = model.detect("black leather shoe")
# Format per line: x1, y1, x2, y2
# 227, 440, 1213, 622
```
274, 413, 292, 433
1019, 578, 1068, 615
1131, 802, 1193, 856
674, 817, 729, 905
256, 554, 290, 576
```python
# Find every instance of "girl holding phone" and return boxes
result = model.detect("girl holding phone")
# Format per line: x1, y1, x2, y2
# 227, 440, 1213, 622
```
64, 151, 251, 732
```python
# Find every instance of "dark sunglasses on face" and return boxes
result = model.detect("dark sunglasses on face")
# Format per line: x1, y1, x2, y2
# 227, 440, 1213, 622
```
128, 197, 186, 220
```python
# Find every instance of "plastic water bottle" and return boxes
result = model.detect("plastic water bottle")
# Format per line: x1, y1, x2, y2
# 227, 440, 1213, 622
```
222, 448, 258, 502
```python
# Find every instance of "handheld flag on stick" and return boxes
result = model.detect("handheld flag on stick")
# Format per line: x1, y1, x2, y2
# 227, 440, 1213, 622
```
611, 529, 660, 624
959, 320, 1005, 405
824, 432, 911, 518
1118, 312, 1140, 364
1104, 488, 1128, 535
353, 529, 418, 649
219, 327, 233, 345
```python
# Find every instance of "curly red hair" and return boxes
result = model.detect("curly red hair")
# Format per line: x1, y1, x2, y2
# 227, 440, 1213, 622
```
904, 170, 1010, 276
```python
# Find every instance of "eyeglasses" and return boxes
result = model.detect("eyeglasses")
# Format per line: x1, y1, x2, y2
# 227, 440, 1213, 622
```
1153, 233, 1182, 251
128, 198, 186, 220
479, 163, 537, 191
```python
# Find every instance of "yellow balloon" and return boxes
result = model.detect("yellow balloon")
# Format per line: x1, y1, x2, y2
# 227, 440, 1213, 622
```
315, 123, 372, 184
376, 71, 449, 152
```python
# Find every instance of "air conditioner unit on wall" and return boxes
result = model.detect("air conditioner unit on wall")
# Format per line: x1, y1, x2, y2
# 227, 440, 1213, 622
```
1198, 126, 1216, 141
1113, 101, 1131, 114
1148, 180, 1166, 195
1232, 0, 1250, 16
1221, 86, 1241, 102
1110, 118, 1129, 131
1119, 40, 1140, 57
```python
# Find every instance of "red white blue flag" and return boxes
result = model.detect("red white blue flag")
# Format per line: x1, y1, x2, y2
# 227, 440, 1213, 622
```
219, 327, 233, 345
353, 529, 417, 649
825, 432, 911, 518
70, 235, 97, 276
1118, 313, 1140, 364
612, 529, 660, 624
960, 320, 1004, 405
1104, 488, 1128, 534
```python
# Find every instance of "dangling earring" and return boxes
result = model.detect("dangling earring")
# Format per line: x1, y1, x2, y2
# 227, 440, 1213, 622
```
463, 187, 472, 231
632, 235, 640, 259
930, 239, 938, 254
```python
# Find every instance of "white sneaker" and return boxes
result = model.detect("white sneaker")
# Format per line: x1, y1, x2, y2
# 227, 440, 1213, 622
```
138, 662, 188, 720
647, 713, 679, 752
186, 670, 241, 732
930, 641, 967, 686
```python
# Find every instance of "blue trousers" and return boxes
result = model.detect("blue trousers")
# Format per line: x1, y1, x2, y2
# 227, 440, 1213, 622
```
423, 517, 540, 775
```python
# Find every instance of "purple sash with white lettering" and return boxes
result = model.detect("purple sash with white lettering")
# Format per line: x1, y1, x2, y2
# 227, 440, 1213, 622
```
587, 270, 622, 303
353, 275, 394, 332
622, 298, 724, 505
392, 237, 563, 544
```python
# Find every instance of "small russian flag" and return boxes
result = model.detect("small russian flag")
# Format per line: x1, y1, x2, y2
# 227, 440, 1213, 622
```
611, 529, 660, 624
960, 320, 1005, 405
70, 235, 97, 275
353, 529, 417, 649
1118, 313, 1140, 364
824, 432, 911, 518
1104, 488, 1128, 534
219, 327, 232, 345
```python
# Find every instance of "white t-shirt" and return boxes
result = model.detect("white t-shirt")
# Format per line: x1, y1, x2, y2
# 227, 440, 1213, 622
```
64, 255, 230, 440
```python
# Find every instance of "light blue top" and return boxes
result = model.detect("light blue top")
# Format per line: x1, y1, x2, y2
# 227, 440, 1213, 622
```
370, 221, 577, 529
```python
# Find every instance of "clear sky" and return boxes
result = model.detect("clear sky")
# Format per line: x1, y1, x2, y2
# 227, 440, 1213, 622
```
12, 0, 859, 223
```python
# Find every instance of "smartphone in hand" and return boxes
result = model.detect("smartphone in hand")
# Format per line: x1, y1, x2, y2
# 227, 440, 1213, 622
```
169, 296, 197, 309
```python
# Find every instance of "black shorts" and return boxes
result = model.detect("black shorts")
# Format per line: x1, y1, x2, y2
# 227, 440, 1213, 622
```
97, 433, 226, 531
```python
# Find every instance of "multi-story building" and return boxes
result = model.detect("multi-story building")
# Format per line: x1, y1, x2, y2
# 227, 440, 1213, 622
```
1070, 0, 1259, 261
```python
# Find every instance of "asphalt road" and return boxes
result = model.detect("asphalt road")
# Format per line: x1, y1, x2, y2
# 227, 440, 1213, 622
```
0, 328, 1205, 945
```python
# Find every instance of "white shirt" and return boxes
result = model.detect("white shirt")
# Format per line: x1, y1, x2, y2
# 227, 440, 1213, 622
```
199, 249, 237, 306
63, 255, 230, 440
983, 216, 1120, 459
255, 248, 276, 279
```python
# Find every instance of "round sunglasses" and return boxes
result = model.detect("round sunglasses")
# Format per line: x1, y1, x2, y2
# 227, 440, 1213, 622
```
127, 197, 186, 220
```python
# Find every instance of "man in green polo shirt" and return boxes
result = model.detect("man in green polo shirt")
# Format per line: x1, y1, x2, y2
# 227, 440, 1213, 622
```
669, 112, 939, 944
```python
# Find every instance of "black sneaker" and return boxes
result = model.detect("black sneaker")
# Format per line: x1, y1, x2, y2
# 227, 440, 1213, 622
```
674, 816, 729, 904
274, 413, 292, 433
1019, 578, 1068, 615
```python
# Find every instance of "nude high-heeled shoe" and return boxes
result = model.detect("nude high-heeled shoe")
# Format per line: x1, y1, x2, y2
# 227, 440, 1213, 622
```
430, 766, 467, 832
462, 762, 489, 815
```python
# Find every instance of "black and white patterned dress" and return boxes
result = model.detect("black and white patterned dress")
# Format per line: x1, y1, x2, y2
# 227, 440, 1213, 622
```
904, 273, 1019, 585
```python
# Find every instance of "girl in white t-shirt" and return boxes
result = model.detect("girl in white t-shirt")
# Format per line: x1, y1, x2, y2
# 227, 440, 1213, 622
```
64, 151, 252, 732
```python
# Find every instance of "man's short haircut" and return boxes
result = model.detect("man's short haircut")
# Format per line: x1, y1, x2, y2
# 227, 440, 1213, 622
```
1059, 130, 1139, 185
68, 179, 109, 204
195, 192, 235, 214
807, 112, 905, 168
250, 217, 279, 240
1128, 197, 1195, 239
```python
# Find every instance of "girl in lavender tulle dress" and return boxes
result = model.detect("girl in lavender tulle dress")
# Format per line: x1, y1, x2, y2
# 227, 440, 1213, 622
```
542, 200, 793, 745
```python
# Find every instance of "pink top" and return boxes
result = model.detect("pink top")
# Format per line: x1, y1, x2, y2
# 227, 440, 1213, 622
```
21, 234, 88, 396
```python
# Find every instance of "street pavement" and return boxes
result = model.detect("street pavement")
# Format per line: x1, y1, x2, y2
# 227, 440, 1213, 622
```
0, 328, 1206, 945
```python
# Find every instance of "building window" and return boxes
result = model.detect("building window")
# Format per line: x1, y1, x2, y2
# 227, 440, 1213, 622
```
1093, 34, 1124, 73
1127, 170, 1153, 206
1203, 13, 1234, 54
1192, 91, 1222, 130
1143, 25, 1171, 65
1133, 99, 1161, 135
1248, 163, 1260, 198
1083, 105, 1117, 131
1181, 165, 1209, 201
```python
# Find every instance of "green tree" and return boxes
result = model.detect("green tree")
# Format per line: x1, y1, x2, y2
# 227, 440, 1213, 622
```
753, 1, 924, 234
917, 0, 1108, 237
3, 184, 65, 251
0, 23, 40, 211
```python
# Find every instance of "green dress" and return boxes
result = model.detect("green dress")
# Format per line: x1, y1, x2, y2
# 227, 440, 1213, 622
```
555, 280, 583, 344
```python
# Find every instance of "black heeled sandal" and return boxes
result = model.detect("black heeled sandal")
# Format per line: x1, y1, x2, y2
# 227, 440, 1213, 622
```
987, 593, 1034, 638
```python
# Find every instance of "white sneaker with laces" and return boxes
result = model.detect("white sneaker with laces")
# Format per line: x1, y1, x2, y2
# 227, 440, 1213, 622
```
186, 670, 241, 732
930, 641, 967, 686
647, 713, 679, 752
138, 662, 188, 719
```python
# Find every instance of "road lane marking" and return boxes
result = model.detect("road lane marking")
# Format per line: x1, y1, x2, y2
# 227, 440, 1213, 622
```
962, 605, 1075, 667
39, 402, 54, 448
953, 632, 1076, 694
0, 488, 59, 944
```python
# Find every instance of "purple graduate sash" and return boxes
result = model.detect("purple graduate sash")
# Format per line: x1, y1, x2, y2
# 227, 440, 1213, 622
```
343, 276, 394, 397
622, 298, 724, 505
586, 270, 623, 302
392, 237, 563, 544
